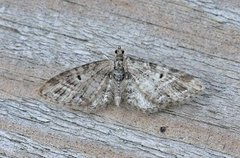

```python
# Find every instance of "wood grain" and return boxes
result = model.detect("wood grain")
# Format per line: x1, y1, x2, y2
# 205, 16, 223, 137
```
0, 0, 240, 157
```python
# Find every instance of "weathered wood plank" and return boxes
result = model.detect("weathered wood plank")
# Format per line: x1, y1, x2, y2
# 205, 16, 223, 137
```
0, 98, 234, 158
0, 0, 240, 157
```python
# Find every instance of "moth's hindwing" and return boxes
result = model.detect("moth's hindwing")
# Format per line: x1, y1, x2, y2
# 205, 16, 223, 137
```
122, 77, 159, 113
125, 56, 204, 112
39, 60, 113, 108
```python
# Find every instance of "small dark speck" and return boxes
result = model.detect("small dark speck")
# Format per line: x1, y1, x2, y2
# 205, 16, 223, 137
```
160, 126, 167, 133
159, 74, 163, 78
77, 75, 81, 80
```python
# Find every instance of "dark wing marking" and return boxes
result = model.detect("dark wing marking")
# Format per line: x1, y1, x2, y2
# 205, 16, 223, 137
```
39, 60, 113, 107
126, 56, 204, 111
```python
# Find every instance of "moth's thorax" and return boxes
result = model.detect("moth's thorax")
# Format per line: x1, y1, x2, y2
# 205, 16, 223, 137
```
113, 47, 125, 82
112, 68, 125, 81
113, 58, 125, 82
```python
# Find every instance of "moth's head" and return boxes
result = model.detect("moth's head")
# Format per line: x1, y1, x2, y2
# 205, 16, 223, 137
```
115, 46, 124, 60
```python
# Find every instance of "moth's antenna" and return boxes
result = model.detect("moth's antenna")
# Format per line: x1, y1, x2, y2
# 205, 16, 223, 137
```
90, 31, 117, 60
101, 37, 116, 49
98, 50, 111, 60
91, 30, 116, 49
98, 37, 114, 60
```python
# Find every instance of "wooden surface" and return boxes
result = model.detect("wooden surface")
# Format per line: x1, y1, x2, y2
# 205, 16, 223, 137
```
0, 0, 240, 157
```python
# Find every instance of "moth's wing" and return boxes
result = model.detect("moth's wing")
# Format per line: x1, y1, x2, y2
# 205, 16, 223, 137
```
122, 78, 159, 113
90, 77, 115, 109
39, 60, 114, 108
125, 56, 204, 111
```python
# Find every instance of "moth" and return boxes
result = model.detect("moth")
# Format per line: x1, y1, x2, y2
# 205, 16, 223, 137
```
39, 47, 204, 113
